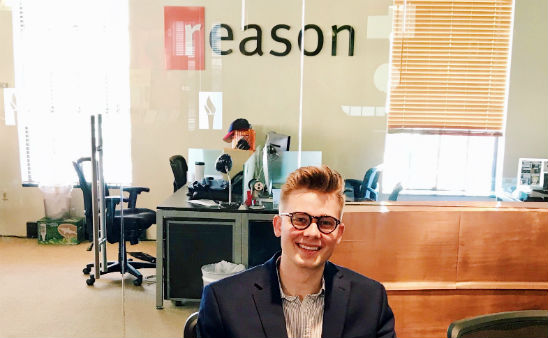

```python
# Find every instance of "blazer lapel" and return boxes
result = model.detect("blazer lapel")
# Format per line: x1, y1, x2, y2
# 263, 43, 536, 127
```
252, 253, 288, 338
322, 262, 350, 338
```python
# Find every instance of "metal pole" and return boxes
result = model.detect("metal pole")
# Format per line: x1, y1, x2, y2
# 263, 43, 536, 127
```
97, 114, 108, 273
90, 116, 101, 279
156, 208, 164, 309
227, 170, 232, 204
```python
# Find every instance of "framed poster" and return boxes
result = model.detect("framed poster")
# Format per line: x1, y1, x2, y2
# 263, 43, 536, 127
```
517, 158, 548, 189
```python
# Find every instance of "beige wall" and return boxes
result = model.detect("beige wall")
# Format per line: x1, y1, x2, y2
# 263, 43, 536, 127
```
505, 0, 548, 179
0, 9, 45, 236
1, 1, 547, 236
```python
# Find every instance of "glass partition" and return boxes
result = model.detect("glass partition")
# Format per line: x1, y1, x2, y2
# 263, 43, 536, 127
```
125, 0, 305, 335
1, 0, 547, 337
301, 0, 392, 200
300, 0, 548, 202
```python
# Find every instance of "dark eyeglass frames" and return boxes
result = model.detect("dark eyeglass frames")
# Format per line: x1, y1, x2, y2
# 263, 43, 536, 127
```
279, 212, 341, 234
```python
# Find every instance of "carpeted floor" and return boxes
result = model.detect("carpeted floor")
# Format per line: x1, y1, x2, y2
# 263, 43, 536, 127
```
0, 237, 199, 338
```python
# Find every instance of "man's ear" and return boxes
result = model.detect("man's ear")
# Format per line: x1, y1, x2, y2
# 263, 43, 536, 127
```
335, 222, 345, 245
273, 215, 282, 238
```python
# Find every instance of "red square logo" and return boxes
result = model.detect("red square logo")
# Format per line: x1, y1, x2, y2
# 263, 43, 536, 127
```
164, 6, 205, 70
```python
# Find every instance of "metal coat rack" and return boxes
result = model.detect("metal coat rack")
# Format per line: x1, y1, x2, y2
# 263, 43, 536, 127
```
90, 115, 108, 278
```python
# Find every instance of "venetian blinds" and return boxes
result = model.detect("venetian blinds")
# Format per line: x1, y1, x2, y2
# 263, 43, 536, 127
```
387, 0, 514, 135
11, 0, 132, 184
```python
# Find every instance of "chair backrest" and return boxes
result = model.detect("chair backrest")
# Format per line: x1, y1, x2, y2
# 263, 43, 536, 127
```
447, 310, 548, 338
169, 155, 188, 192
183, 311, 199, 338
360, 167, 379, 201
388, 182, 403, 201
73, 157, 93, 239
73, 157, 113, 241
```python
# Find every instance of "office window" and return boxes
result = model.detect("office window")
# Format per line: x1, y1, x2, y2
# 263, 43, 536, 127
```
384, 0, 514, 195
11, 0, 131, 185
383, 133, 497, 194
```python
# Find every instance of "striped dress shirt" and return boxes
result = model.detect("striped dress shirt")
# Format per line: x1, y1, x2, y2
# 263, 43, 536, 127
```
276, 259, 326, 338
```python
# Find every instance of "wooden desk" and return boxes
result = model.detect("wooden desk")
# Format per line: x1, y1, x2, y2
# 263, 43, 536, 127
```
334, 202, 548, 337
155, 188, 278, 309
156, 194, 548, 336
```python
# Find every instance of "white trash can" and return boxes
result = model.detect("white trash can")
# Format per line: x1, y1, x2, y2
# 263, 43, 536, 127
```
201, 260, 245, 288
39, 184, 73, 219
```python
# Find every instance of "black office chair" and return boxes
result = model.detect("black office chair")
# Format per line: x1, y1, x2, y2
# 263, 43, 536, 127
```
170, 155, 188, 192
73, 157, 156, 286
183, 312, 199, 338
344, 167, 380, 201
447, 310, 548, 338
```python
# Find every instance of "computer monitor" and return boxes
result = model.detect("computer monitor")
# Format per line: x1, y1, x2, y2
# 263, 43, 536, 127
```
267, 151, 322, 187
265, 131, 290, 152
242, 149, 322, 202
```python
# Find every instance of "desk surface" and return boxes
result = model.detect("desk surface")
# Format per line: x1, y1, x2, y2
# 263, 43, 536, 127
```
160, 188, 548, 211
157, 187, 278, 214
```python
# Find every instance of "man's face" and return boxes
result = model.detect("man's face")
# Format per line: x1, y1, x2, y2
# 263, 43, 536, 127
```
273, 189, 345, 272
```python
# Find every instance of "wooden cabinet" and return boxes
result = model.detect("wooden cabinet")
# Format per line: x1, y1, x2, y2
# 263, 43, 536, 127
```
331, 203, 548, 338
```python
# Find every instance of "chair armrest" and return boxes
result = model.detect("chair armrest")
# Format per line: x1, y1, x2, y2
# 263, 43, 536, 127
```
105, 196, 129, 208
122, 187, 150, 194
121, 186, 150, 208
344, 179, 362, 191
105, 196, 129, 224
363, 186, 378, 201
365, 186, 377, 194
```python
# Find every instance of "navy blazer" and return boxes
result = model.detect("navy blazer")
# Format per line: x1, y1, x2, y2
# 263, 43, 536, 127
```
197, 252, 396, 338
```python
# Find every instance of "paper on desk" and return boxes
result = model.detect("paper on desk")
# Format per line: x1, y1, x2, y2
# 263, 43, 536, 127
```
188, 199, 219, 208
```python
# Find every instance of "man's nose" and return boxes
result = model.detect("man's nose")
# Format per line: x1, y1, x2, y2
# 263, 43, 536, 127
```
302, 221, 321, 237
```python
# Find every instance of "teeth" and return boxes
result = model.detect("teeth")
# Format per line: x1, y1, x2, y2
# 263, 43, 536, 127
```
299, 244, 319, 251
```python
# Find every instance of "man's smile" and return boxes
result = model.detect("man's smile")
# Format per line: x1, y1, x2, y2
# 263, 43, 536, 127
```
296, 243, 321, 251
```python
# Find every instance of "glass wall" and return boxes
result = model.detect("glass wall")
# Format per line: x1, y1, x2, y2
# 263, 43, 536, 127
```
0, 0, 547, 337
301, 0, 392, 195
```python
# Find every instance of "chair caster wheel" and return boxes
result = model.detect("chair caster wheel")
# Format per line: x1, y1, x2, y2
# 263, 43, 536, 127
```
83, 267, 91, 275
133, 277, 142, 286
86, 276, 95, 286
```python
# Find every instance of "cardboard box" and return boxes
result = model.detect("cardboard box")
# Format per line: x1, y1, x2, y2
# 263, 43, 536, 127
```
37, 217, 84, 245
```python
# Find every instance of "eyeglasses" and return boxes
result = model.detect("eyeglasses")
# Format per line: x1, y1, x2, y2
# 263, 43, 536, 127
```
280, 212, 341, 234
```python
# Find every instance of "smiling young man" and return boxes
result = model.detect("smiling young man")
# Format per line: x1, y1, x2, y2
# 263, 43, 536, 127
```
197, 166, 396, 338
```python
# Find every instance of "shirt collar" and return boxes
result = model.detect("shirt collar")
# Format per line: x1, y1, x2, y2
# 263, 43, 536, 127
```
275, 256, 325, 301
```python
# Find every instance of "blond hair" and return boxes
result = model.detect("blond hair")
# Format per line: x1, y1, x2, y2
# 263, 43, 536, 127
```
280, 165, 345, 212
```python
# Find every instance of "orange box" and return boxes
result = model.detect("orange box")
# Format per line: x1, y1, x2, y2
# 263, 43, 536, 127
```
232, 129, 256, 151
